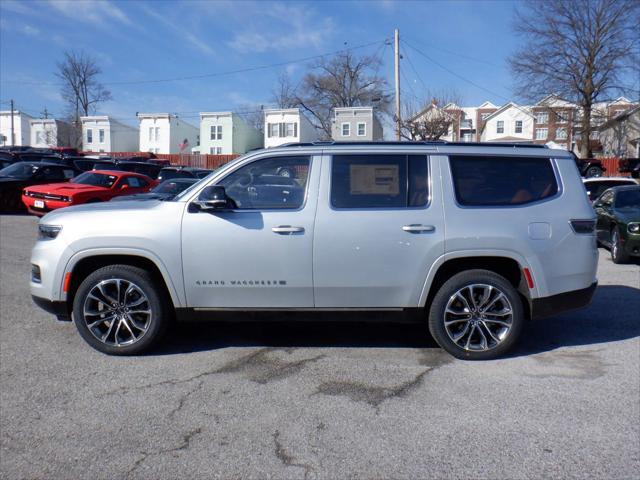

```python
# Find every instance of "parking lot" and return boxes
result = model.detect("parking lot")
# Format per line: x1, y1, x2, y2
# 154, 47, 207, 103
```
0, 214, 638, 479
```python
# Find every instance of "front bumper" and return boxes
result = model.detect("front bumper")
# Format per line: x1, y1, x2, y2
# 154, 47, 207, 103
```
32, 295, 71, 321
531, 282, 597, 320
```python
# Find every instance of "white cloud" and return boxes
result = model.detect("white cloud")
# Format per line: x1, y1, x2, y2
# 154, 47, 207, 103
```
22, 24, 40, 36
47, 0, 131, 25
138, 4, 215, 56
227, 2, 335, 54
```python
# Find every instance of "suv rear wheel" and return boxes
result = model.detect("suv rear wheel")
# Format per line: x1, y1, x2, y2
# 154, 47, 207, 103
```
72, 264, 169, 355
428, 269, 525, 360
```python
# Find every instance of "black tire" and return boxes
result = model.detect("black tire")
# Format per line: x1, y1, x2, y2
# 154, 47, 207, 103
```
586, 166, 603, 178
611, 228, 629, 264
86, 198, 102, 203
428, 269, 525, 360
72, 264, 170, 355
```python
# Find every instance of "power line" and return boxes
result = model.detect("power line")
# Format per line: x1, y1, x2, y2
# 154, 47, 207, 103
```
0, 39, 388, 87
404, 35, 502, 68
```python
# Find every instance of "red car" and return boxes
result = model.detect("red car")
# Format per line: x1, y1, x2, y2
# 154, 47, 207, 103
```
22, 170, 157, 216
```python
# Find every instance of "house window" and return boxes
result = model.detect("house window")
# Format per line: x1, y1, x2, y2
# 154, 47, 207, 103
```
535, 112, 548, 124
589, 131, 599, 140
462, 133, 473, 142
535, 128, 548, 140
86, 129, 93, 143
210, 147, 222, 154
155, 127, 160, 141
36, 131, 46, 144
267, 123, 279, 138
515, 120, 523, 134
496, 121, 504, 134
285, 122, 296, 137
341, 123, 351, 136
99, 129, 105, 143
357, 122, 366, 136
210, 125, 222, 140
148, 127, 153, 142
556, 127, 568, 140
556, 112, 568, 124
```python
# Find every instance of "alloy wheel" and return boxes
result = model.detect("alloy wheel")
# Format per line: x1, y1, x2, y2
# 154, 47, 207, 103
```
443, 284, 514, 351
82, 278, 152, 347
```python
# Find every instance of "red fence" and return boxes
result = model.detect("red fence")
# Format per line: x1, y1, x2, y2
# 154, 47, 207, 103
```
98, 152, 240, 170
599, 157, 628, 177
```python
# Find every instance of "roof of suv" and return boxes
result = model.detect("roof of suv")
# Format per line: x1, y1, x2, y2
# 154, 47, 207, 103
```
261, 141, 574, 158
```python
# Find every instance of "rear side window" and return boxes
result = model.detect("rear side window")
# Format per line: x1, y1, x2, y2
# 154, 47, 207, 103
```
450, 155, 558, 206
331, 155, 429, 208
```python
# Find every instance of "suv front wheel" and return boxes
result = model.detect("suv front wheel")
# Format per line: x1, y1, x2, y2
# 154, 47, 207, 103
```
428, 269, 525, 360
72, 264, 170, 355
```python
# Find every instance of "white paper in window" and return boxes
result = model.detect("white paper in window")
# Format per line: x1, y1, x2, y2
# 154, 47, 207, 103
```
350, 164, 400, 195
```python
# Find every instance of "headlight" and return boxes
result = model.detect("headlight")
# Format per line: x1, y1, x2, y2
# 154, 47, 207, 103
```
38, 224, 62, 240
629, 223, 640, 234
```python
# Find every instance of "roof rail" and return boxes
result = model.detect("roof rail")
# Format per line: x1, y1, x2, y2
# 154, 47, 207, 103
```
276, 140, 548, 149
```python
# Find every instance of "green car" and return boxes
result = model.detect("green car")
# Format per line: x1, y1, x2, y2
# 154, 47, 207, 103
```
594, 185, 640, 263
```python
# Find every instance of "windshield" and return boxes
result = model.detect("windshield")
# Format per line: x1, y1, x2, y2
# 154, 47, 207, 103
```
71, 172, 118, 188
172, 164, 227, 201
0, 162, 40, 179
615, 189, 640, 209
153, 179, 197, 194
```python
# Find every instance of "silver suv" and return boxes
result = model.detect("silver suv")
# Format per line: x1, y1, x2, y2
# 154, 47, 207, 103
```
30, 142, 598, 359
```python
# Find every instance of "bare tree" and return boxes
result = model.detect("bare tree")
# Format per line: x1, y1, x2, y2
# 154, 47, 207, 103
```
277, 52, 391, 139
271, 74, 299, 109
55, 50, 112, 147
509, 0, 639, 158
400, 91, 463, 141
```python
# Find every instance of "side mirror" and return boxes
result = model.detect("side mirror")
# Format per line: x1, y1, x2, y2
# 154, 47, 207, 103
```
192, 185, 231, 211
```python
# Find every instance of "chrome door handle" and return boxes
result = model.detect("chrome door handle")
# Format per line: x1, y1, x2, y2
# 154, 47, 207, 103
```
272, 225, 305, 234
402, 224, 436, 233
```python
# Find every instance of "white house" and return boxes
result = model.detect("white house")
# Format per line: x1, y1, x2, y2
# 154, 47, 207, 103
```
30, 119, 73, 148
0, 110, 34, 146
198, 112, 262, 154
81, 116, 139, 153
480, 102, 534, 143
264, 108, 317, 148
138, 113, 198, 154
331, 107, 383, 141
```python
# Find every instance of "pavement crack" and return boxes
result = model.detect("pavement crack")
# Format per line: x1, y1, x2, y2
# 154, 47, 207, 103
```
126, 427, 203, 478
273, 430, 313, 479
316, 369, 430, 411
168, 380, 204, 419
100, 348, 325, 397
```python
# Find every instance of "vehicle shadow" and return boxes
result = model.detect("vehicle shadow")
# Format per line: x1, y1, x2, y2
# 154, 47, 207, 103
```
156, 285, 640, 357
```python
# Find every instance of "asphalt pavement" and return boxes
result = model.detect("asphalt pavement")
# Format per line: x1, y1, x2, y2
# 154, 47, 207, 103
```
1, 214, 638, 479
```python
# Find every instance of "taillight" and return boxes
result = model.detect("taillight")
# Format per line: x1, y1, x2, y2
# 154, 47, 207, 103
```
570, 219, 596, 234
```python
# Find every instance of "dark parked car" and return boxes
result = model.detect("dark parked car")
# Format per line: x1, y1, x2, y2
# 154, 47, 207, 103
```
0, 162, 79, 213
91, 160, 161, 178
594, 185, 640, 263
110, 178, 198, 202
156, 166, 212, 182
618, 158, 640, 179
0, 151, 21, 169
571, 152, 606, 178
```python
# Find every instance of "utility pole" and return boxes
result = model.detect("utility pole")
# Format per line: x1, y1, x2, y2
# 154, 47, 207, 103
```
394, 29, 401, 140
10, 99, 15, 146
41, 107, 49, 119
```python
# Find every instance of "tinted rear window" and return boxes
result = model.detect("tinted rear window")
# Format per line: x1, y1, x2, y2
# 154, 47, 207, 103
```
450, 156, 558, 206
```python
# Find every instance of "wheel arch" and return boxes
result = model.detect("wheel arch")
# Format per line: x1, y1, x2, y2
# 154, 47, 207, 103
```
63, 250, 183, 312
419, 252, 533, 320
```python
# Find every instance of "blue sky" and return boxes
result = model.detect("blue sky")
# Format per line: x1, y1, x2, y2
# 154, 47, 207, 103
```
1, 0, 524, 127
